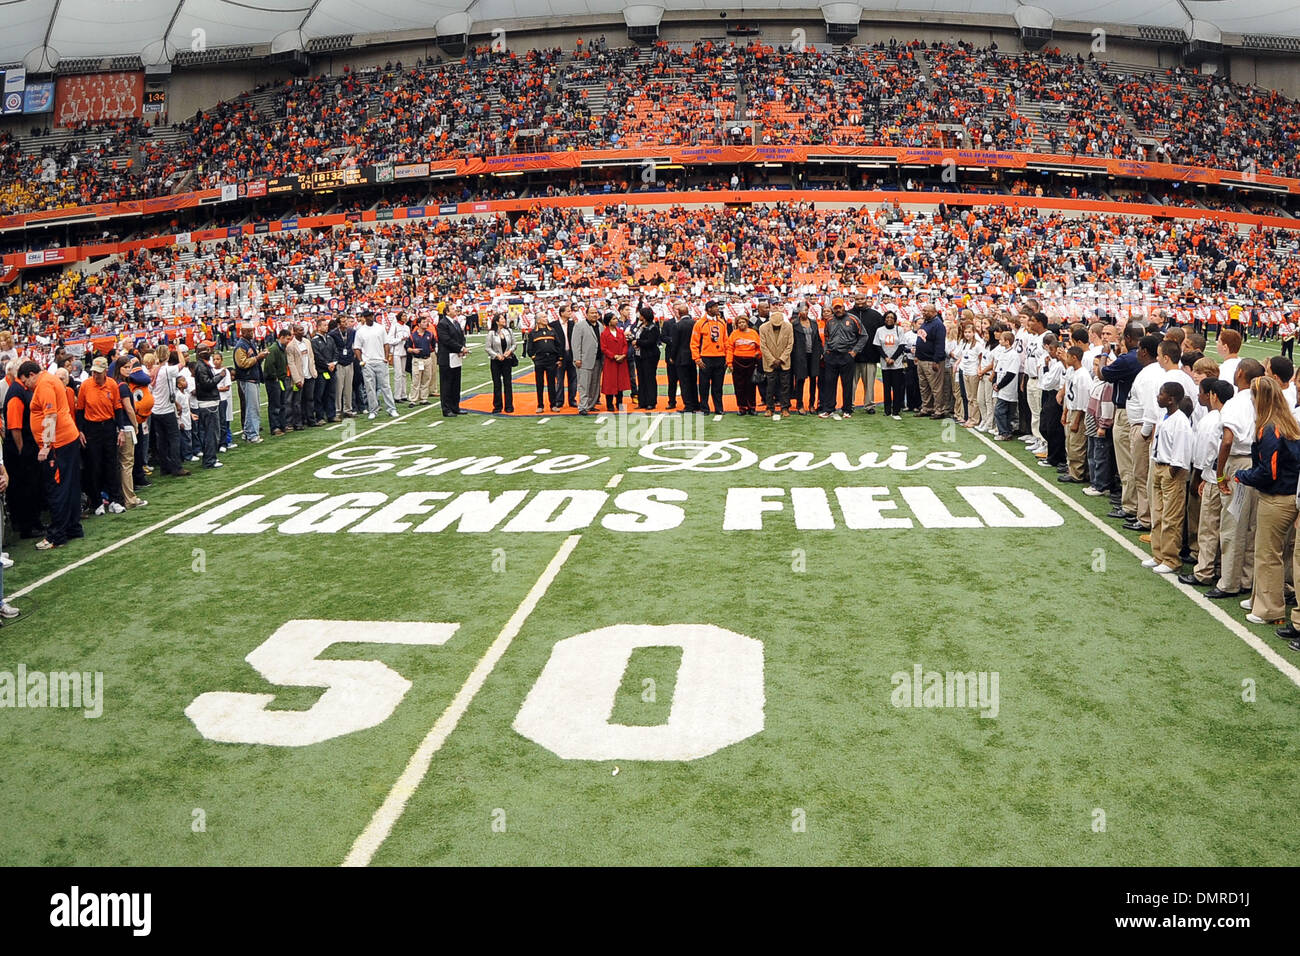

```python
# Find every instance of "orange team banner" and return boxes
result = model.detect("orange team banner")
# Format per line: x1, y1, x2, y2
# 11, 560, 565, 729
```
55, 72, 144, 127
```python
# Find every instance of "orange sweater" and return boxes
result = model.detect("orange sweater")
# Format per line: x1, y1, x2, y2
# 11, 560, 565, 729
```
727, 328, 762, 363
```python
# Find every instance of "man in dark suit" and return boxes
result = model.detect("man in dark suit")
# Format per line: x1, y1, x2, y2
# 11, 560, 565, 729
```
551, 304, 578, 408
661, 307, 680, 409
436, 308, 467, 416
668, 302, 698, 413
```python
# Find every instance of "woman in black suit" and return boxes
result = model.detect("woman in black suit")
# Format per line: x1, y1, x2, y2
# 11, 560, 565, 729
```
486, 314, 516, 414
634, 306, 661, 410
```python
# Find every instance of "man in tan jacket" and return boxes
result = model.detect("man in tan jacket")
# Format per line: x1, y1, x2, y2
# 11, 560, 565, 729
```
759, 308, 794, 420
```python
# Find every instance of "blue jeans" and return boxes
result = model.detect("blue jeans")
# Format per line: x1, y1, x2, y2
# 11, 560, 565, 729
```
1087, 435, 1113, 493
238, 380, 261, 440
994, 398, 1015, 438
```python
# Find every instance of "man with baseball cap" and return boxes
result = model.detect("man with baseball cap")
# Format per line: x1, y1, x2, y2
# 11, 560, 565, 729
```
818, 298, 868, 419
76, 356, 126, 515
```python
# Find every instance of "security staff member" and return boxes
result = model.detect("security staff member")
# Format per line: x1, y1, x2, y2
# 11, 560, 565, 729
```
525, 319, 562, 412
75, 356, 125, 513
692, 300, 730, 414
20, 361, 83, 550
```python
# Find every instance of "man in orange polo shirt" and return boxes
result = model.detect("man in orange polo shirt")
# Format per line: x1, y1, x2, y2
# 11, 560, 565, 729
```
18, 361, 83, 550
76, 356, 126, 515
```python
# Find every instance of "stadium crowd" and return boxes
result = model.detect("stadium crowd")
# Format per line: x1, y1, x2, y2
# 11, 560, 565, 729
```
1, 39, 1298, 215
3, 203, 1296, 355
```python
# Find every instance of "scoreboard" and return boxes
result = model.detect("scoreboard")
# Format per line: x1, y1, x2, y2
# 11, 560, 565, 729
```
302, 168, 366, 191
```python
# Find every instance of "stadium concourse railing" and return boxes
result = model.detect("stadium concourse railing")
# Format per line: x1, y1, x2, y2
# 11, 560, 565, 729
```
3, 187, 1299, 283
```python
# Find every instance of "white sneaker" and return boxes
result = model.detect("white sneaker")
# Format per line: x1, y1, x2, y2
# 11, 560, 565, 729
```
772, 413, 781, 421
1141, 558, 1158, 568
94, 503, 106, 516
1240, 598, 1253, 610
0, 553, 12, 570
892, 414, 902, 421
1021, 435, 1036, 443
218, 446, 227, 453
389, 410, 399, 418
1153, 564, 1176, 574
211, 461, 224, 468
1082, 487, 1106, 496
0, 602, 18, 619
368, 412, 377, 420
227, 442, 238, 449
133, 500, 148, 508
832, 412, 842, 421
107, 502, 126, 514
1246, 614, 1275, 625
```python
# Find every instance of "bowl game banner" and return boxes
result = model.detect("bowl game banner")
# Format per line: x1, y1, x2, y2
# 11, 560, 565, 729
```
55, 72, 143, 126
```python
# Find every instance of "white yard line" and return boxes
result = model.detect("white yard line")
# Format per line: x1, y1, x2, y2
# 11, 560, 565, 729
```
342, 533, 582, 867
973, 430, 1300, 689
8, 404, 432, 599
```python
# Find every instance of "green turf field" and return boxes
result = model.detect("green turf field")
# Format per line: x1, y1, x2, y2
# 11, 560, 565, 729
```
2, 346, 1299, 866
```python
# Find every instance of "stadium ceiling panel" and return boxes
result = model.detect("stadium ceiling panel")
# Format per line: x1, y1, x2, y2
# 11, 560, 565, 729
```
1, 0, 1298, 68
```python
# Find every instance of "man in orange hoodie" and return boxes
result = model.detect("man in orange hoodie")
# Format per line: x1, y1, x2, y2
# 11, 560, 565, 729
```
691, 300, 730, 415
19, 361, 83, 550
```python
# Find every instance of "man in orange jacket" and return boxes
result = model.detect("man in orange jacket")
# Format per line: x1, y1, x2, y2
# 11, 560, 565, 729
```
18, 361, 83, 550
691, 300, 730, 414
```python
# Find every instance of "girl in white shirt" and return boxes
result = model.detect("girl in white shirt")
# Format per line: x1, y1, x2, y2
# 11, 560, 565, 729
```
955, 321, 983, 428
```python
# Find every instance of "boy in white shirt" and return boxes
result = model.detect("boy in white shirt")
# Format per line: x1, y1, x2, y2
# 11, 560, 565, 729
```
1060, 346, 1090, 483
1143, 382, 1195, 574
1181, 378, 1233, 587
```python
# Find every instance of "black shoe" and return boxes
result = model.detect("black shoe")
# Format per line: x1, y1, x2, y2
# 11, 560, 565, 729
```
577, 410, 589, 416
1205, 588, 1241, 599
1276, 624, 1300, 641
1178, 551, 1194, 565
1287, 592, 1297, 607
866, 406, 876, 414
1122, 520, 1147, 531
1177, 573, 1209, 586
1057, 475, 1083, 483
1105, 508, 1127, 519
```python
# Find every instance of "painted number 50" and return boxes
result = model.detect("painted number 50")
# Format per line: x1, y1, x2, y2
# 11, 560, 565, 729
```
187, 622, 764, 761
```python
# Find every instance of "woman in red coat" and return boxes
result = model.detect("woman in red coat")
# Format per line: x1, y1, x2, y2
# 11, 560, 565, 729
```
599, 313, 631, 410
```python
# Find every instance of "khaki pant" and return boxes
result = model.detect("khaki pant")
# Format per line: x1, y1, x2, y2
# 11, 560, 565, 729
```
918, 361, 947, 415
961, 373, 982, 424
1114, 409, 1134, 515
1185, 474, 1200, 561
410, 357, 435, 403
1026, 380, 1043, 443
1151, 464, 1186, 569
1217, 455, 1257, 593
334, 363, 354, 415
977, 376, 994, 427
1250, 493, 1297, 621
118, 430, 142, 508
1193, 478, 1222, 583
1129, 424, 1152, 527
1065, 419, 1087, 480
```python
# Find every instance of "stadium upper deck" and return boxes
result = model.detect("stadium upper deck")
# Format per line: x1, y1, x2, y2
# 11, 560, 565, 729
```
1, 39, 1298, 221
